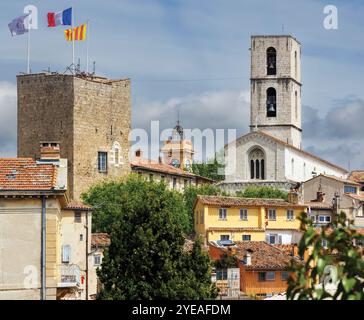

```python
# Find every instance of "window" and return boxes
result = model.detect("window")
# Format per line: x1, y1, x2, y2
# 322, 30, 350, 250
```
220, 235, 230, 241
173, 178, 177, 189
267, 272, 275, 281
294, 51, 297, 78
268, 209, 276, 220
219, 208, 227, 220
310, 215, 316, 222
200, 210, 204, 224
240, 209, 248, 221
216, 269, 228, 280
318, 215, 331, 223
161, 175, 165, 182
322, 239, 328, 248
114, 147, 119, 165
267, 47, 277, 75
98, 152, 108, 173
281, 271, 289, 281
80, 234, 83, 241
74, 212, 81, 223
94, 254, 101, 266
62, 245, 71, 263
258, 272, 266, 282
291, 158, 295, 177
266, 87, 277, 117
344, 185, 357, 194
267, 234, 282, 245
295, 91, 298, 120
286, 210, 294, 221
242, 235, 251, 241
249, 148, 265, 180
184, 179, 188, 189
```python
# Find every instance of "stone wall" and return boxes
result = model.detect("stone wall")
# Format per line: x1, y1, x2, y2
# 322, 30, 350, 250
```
17, 73, 131, 200
250, 35, 302, 149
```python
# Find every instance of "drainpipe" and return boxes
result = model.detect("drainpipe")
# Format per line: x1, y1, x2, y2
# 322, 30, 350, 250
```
41, 195, 46, 300
85, 210, 89, 300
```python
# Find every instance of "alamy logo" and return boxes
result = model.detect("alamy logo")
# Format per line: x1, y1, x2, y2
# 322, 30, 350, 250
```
24, 5, 38, 30
323, 5, 338, 30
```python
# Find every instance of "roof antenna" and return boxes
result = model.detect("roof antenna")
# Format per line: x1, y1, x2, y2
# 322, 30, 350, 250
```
93, 61, 96, 75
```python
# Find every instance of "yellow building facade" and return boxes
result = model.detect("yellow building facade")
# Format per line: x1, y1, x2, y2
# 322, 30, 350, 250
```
194, 195, 306, 244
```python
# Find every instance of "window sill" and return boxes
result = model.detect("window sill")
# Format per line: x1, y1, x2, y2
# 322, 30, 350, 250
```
218, 219, 227, 221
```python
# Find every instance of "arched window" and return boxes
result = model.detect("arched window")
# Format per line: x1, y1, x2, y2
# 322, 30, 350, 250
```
291, 158, 295, 177
294, 51, 298, 78
267, 47, 277, 75
112, 141, 121, 166
250, 160, 255, 179
295, 91, 298, 120
303, 163, 306, 181
267, 87, 277, 117
249, 148, 265, 180
256, 160, 260, 179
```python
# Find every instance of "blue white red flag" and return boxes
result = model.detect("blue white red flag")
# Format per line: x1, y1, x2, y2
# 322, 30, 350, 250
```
47, 8, 72, 27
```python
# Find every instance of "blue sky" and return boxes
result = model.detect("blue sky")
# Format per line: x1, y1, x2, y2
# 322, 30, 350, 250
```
0, 0, 363, 169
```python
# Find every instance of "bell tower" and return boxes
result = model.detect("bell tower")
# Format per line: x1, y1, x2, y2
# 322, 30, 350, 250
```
250, 35, 302, 148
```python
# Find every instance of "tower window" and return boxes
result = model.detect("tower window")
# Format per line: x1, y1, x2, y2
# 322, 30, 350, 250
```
294, 51, 298, 79
267, 47, 277, 75
267, 87, 277, 117
249, 148, 265, 180
98, 152, 108, 173
295, 91, 298, 120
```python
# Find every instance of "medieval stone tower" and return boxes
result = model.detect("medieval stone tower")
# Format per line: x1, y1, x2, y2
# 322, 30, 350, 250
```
250, 35, 302, 149
17, 73, 131, 200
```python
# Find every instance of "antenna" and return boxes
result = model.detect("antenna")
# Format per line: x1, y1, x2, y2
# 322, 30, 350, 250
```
93, 61, 96, 75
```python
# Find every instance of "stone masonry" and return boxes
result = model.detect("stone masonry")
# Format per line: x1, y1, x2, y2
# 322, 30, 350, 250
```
17, 73, 131, 200
250, 35, 302, 148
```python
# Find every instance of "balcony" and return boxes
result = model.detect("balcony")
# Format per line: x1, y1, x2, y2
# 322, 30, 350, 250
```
58, 264, 81, 288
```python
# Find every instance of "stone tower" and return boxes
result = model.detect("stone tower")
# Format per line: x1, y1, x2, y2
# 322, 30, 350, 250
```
250, 35, 302, 149
17, 73, 131, 200
160, 121, 194, 171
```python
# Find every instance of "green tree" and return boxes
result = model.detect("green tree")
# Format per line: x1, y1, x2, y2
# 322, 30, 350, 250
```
287, 211, 364, 300
82, 174, 191, 234
236, 186, 288, 200
90, 177, 217, 299
192, 152, 225, 181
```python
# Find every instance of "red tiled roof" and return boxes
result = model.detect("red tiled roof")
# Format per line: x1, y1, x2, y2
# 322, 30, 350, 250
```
344, 193, 364, 202
305, 201, 333, 209
197, 195, 306, 208
91, 233, 110, 247
65, 200, 92, 211
273, 244, 297, 256
349, 171, 364, 183
132, 157, 198, 178
211, 241, 296, 270
0, 158, 57, 191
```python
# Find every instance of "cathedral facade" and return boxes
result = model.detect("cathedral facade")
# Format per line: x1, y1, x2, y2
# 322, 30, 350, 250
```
221, 35, 347, 193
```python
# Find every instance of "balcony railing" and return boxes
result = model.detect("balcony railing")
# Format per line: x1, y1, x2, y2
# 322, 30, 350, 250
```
58, 264, 81, 288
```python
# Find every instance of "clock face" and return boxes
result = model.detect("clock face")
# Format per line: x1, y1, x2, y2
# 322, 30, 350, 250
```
171, 159, 180, 168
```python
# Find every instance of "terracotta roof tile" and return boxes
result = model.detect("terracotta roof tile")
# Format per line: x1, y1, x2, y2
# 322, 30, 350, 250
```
65, 200, 93, 211
349, 171, 364, 183
0, 158, 57, 191
91, 233, 110, 247
211, 241, 296, 270
305, 201, 333, 209
197, 195, 306, 208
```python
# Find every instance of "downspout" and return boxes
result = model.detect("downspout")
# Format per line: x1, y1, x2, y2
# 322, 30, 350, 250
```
85, 210, 89, 300
41, 195, 46, 300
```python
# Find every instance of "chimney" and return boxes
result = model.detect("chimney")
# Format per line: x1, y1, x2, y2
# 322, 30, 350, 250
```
288, 190, 299, 204
317, 191, 325, 203
243, 249, 253, 266
40, 142, 60, 161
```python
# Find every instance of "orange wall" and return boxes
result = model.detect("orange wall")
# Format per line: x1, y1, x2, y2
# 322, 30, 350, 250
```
239, 265, 289, 295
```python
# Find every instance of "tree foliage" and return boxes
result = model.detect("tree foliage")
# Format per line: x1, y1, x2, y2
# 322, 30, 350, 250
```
192, 155, 225, 181
287, 211, 364, 300
82, 174, 191, 234
236, 186, 288, 200
88, 176, 217, 300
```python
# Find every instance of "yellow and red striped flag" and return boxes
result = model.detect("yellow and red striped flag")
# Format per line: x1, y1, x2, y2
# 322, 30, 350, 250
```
64, 23, 87, 41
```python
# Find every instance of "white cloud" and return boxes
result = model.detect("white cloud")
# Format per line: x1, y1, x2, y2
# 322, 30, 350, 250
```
0, 81, 17, 157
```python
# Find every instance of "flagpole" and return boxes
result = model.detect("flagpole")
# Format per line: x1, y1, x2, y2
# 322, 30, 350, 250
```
72, 5, 75, 74
86, 19, 89, 74
27, 23, 31, 74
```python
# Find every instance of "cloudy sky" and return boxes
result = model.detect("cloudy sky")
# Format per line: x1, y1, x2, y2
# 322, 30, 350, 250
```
0, 0, 363, 169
